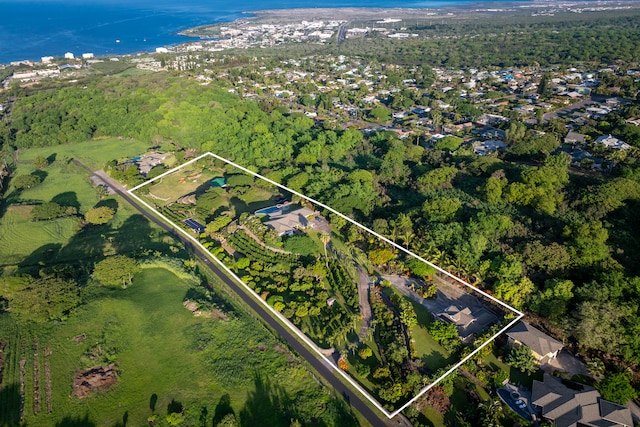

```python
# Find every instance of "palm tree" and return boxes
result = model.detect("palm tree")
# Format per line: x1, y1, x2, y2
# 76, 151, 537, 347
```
402, 230, 415, 249
320, 233, 330, 267
478, 399, 503, 427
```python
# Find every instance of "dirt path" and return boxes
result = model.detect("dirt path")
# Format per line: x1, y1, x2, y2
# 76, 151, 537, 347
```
237, 225, 293, 255
356, 265, 372, 340
32, 338, 40, 415
459, 367, 488, 391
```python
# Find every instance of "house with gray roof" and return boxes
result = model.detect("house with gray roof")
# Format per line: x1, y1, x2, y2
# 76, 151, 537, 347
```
264, 206, 316, 236
506, 321, 563, 364
564, 131, 587, 145
531, 374, 633, 427
438, 305, 475, 329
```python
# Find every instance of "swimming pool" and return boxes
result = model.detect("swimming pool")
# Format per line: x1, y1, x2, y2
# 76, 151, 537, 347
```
255, 205, 281, 215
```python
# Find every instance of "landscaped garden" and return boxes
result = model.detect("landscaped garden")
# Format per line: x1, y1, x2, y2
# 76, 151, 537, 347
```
130, 154, 511, 413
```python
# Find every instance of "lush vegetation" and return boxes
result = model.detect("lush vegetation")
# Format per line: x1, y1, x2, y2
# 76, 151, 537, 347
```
0, 140, 357, 426
0, 267, 357, 426
2, 8, 640, 425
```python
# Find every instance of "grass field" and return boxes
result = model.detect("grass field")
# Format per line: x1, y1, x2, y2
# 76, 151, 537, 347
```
0, 206, 79, 266
0, 140, 162, 268
0, 268, 347, 426
15, 138, 149, 170
143, 164, 218, 206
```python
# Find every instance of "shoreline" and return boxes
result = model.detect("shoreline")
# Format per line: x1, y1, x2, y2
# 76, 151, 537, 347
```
178, 0, 640, 37
4, 0, 640, 66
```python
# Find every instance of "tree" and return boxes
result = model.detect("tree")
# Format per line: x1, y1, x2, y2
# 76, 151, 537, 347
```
166, 412, 185, 426
428, 320, 458, 343
598, 372, 637, 404
368, 106, 391, 121
206, 215, 232, 234
478, 399, 503, 427
399, 299, 418, 330
484, 176, 507, 205
320, 233, 330, 267
33, 156, 49, 169
368, 248, 395, 267
85, 206, 115, 225
31, 202, 76, 221
93, 255, 140, 288
406, 257, 435, 280
12, 174, 42, 189
434, 136, 463, 152
575, 301, 630, 354
493, 276, 535, 310
216, 413, 238, 427
422, 196, 461, 222
505, 345, 538, 375
3, 275, 80, 322
359, 347, 373, 359
531, 279, 574, 324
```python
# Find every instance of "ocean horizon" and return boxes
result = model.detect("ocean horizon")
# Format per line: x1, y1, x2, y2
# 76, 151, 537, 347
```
0, 0, 524, 64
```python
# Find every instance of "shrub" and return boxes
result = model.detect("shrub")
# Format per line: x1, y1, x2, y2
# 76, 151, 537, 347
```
12, 174, 42, 189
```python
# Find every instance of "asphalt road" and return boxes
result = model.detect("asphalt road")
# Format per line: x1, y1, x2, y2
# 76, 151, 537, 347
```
84, 166, 392, 427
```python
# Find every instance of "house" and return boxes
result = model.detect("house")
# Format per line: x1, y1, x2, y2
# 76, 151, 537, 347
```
437, 305, 475, 329
595, 134, 631, 150
564, 131, 587, 145
506, 321, 563, 364
531, 374, 633, 427
264, 206, 316, 236
137, 152, 171, 175
473, 140, 507, 156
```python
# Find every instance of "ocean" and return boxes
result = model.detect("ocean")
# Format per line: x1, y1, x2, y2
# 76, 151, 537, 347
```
0, 0, 517, 64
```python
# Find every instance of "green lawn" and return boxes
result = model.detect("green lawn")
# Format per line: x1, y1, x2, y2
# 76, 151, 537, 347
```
1, 142, 169, 268
393, 290, 455, 371
143, 164, 217, 205
484, 351, 543, 388
1, 268, 343, 426
15, 138, 149, 170
0, 206, 79, 266
11, 160, 100, 215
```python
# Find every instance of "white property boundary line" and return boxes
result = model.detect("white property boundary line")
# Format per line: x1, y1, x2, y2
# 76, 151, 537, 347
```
129, 152, 524, 419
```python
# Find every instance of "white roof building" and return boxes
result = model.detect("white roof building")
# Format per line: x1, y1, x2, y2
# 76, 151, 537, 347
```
595, 134, 631, 150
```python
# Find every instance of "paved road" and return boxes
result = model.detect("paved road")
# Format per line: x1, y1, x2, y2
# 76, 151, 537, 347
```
83, 165, 392, 427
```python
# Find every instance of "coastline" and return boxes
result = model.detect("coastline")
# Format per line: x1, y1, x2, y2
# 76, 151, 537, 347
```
179, 0, 640, 38
3, 0, 640, 66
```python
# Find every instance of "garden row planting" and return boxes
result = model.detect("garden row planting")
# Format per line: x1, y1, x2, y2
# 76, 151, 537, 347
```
228, 231, 298, 266
327, 260, 358, 310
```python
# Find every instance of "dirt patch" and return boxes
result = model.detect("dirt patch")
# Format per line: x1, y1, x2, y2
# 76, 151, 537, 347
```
7, 205, 34, 219
72, 364, 118, 399
183, 300, 228, 320
72, 334, 86, 343
211, 309, 229, 321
